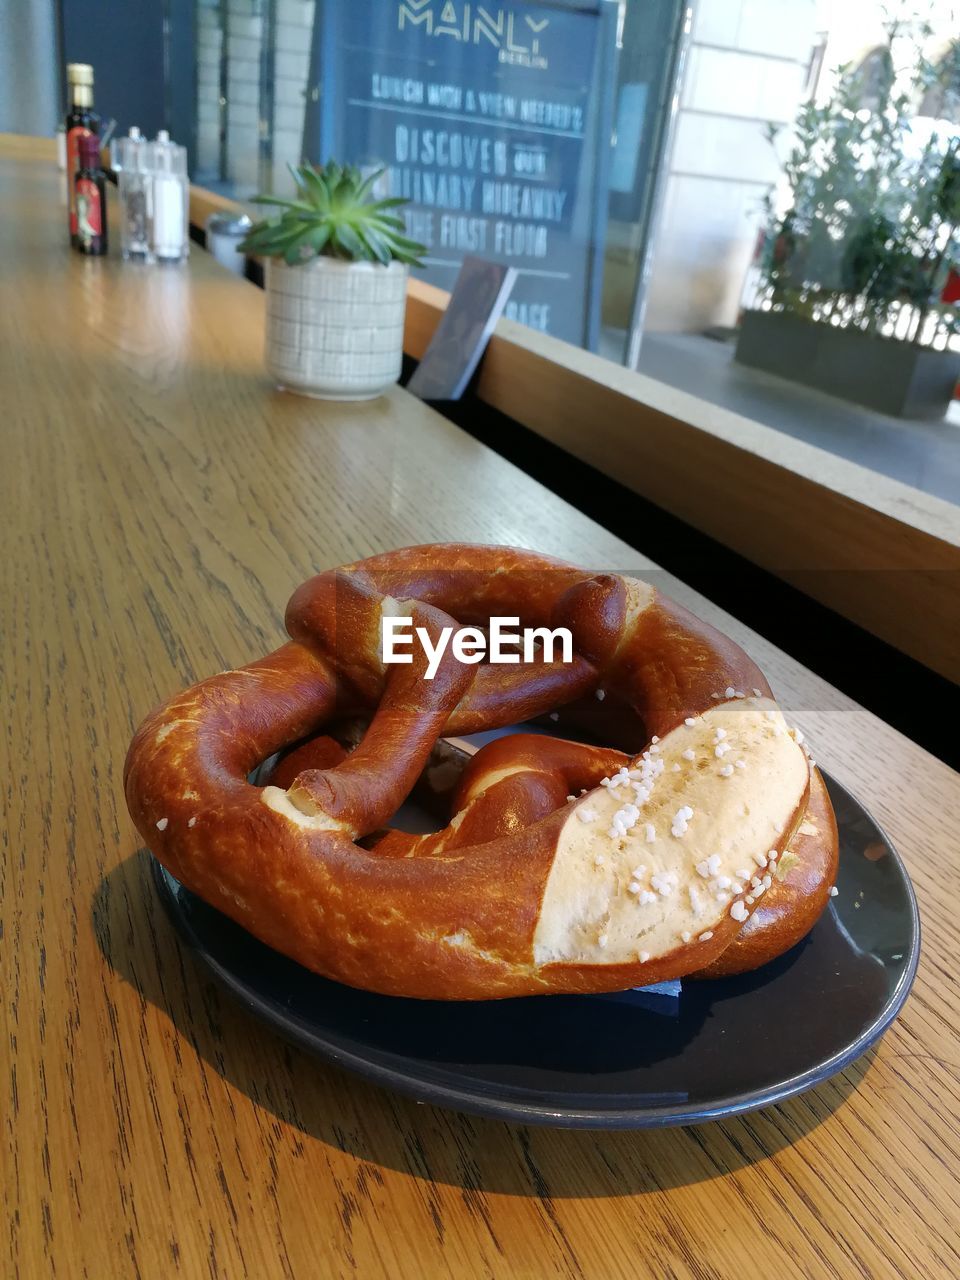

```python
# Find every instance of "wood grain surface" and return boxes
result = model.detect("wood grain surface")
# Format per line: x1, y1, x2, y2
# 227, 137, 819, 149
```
4, 138, 960, 1280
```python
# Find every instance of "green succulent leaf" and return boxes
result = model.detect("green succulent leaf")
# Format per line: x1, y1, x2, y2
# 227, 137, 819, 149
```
371, 213, 407, 232
300, 166, 330, 212
351, 167, 379, 201
359, 224, 392, 265
333, 222, 367, 259
239, 159, 426, 266
239, 218, 310, 256
248, 194, 312, 211
307, 223, 332, 254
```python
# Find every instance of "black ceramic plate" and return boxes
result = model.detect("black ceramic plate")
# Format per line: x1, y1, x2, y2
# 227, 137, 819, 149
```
152, 773, 920, 1128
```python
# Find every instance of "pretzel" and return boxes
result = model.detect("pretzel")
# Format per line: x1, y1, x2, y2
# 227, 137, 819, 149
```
124, 544, 838, 999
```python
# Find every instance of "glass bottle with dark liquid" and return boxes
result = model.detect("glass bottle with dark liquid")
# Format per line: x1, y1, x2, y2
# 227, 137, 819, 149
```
65, 63, 100, 247
75, 133, 107, 256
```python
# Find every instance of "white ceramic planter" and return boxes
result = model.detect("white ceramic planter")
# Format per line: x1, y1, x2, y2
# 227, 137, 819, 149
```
264, 257, 408, 400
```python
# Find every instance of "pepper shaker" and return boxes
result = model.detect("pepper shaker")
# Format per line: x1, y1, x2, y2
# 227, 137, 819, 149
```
116, 127, 154, 262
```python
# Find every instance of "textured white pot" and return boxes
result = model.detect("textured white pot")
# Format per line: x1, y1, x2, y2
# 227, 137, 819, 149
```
264, 257, 408, 400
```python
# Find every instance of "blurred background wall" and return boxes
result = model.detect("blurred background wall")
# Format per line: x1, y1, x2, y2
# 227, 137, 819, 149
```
60, 0, 167, 139
0, 0, 61, 136
643, 0, 818, 334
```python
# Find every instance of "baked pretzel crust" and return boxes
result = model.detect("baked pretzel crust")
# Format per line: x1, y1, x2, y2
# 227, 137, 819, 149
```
124, 544, 838, 999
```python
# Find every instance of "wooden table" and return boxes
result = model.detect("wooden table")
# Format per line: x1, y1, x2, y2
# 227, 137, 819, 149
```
3, 138, 959, 1279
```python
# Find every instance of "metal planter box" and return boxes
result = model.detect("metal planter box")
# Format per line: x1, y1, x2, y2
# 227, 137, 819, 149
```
735, 309, 960, 419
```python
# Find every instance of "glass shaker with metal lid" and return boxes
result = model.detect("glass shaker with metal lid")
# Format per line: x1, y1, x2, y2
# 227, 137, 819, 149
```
115, 127, 153, 262
150, 130, 189, 264
205, 211, 252, 276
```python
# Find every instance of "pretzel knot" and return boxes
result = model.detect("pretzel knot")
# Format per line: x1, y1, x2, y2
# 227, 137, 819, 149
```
124, 544, 838, 999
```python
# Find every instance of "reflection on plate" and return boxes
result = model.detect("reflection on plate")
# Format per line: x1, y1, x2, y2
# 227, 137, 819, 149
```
152, 773, 920, 1129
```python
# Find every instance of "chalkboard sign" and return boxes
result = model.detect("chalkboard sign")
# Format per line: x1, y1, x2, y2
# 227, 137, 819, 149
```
305, 0, 618, 349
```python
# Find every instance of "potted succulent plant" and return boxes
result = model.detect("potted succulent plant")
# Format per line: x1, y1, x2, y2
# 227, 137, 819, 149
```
240, 161, 426, 400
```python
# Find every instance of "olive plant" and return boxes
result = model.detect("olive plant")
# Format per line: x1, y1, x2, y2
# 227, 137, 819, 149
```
756, 11, 960, 347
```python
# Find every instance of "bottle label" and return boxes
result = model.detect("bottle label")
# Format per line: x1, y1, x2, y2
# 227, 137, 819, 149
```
76, 177, 103, 241
67, 126, 93, 234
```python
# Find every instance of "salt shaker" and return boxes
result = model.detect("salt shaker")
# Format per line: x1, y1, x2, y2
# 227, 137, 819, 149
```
150, 130, 189, 264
